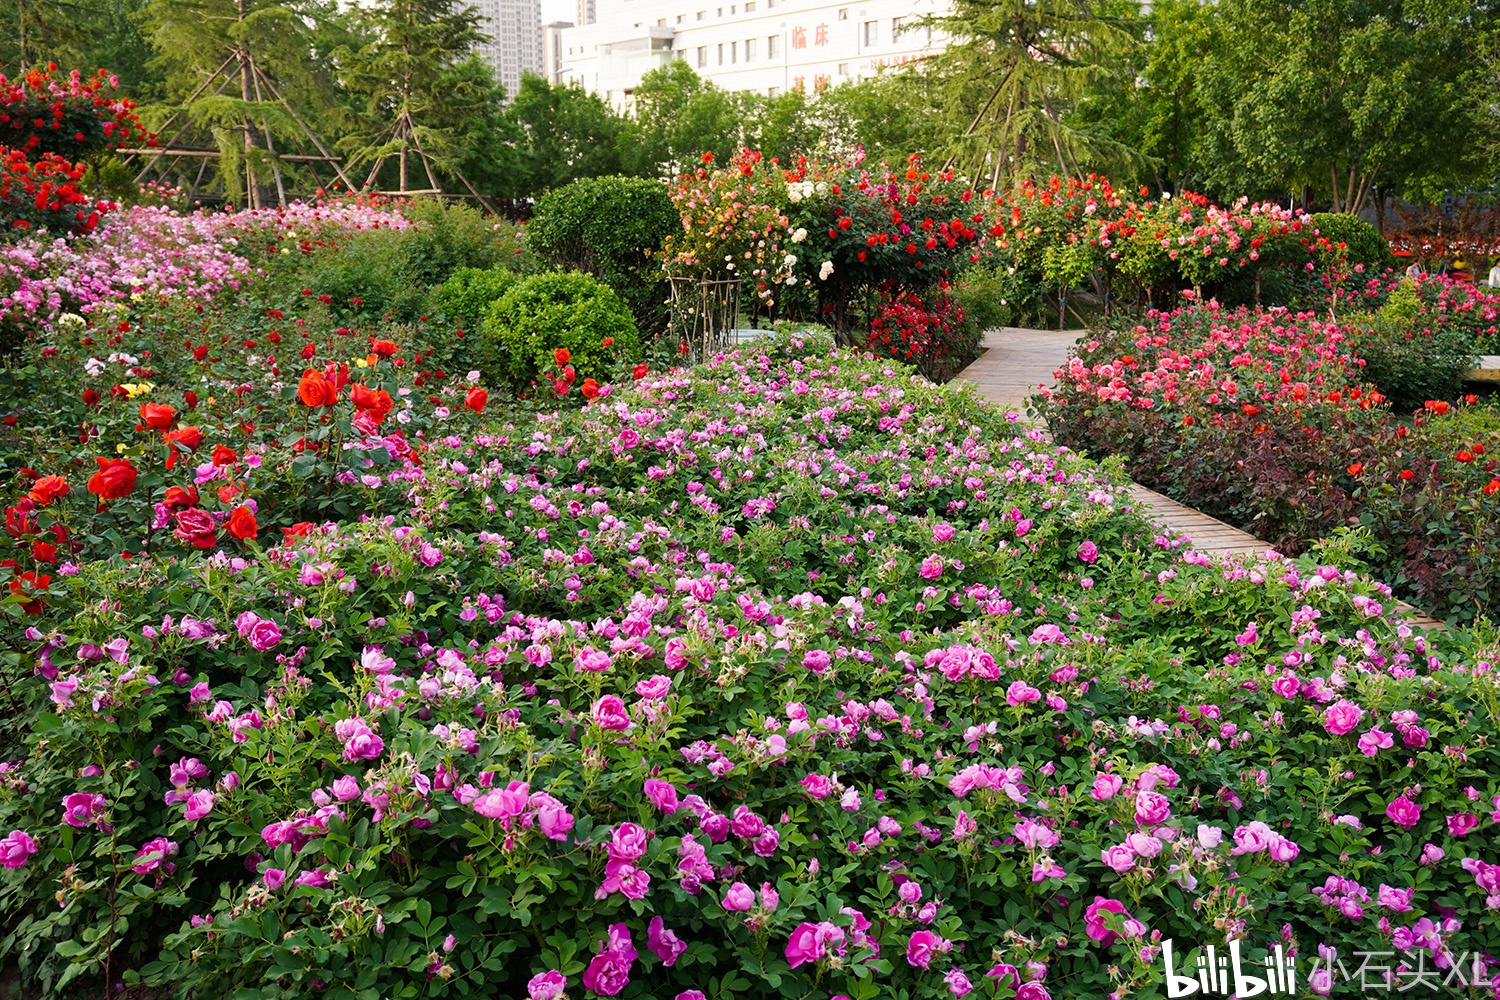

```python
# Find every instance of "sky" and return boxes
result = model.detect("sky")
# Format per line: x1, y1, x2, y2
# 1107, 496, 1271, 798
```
541, 0, 572, 23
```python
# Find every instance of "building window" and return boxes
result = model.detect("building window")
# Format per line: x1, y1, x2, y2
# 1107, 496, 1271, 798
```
767, 0, 778, 6
767, 34, 780, 57
745, 0, 755, 9
863, 19, 878, 45
697, 45, 708, 66
892, 15, 904, 37
837, 61, 849, 75
676, 12, 684, 21
837, 7, 848, 19
745, 37, 756, 60
657, 17, 666, 25
717, 42, 724, 64
731, 40, 737, 63
696, 9, 705, 19
768, 85, 780, 96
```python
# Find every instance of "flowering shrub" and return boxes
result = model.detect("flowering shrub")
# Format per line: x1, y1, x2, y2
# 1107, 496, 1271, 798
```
3, 340, 1500, 1000
1040, 297, 1500, 622
477, 271, 640, 393
866, 290, 977, 381
0, 65, 148, 236
658, 150, 794, 302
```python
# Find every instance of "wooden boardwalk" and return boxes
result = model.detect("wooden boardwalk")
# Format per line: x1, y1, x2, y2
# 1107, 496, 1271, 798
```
957, 328, 1446, 628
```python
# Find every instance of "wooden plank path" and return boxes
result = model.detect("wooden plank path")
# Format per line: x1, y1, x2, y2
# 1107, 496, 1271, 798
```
957, 328, 1447, 629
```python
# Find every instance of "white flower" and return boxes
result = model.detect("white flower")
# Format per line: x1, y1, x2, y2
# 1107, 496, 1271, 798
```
791, 228, 808, 243
783, 254, 797, 267
467, 370, 481, 383
786, 276, 798, 285
788, 188, 803, 203
819, 261, 834, 280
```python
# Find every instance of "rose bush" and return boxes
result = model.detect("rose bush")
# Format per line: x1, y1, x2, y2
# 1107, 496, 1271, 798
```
2, 334, 1500, 999
1040, 292, 1500, 623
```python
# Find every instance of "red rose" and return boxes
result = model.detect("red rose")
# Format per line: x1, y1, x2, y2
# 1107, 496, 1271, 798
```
226, 505, 258, 541
86, 457, 138, 500
212, 444, 238, 467
172, 507, 217, 549
10, 571, 50, 614
183, 390, 199, 409
81, 388, 100, 406
31, 541, 57, 563
164, 486, 200, 509
27, 475, 70, 506
351, 384, 393, 422
301, 343, 316, 360
465, 387, 488, 413
632, 364, 648, 380
554, 347, 571, 367
371, 339, 397, 357
581, 379, 600, 400
165, 426, 203, 451
192, 345, 209, 361
282, 521, 316, 539
139, 402, 176, 430
5, 503, 36, 538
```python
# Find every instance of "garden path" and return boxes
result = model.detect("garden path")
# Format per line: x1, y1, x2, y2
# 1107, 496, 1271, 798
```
956, 328, 1448, 629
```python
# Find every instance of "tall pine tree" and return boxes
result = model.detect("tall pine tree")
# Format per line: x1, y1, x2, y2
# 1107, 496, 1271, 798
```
336, 0, 492, 194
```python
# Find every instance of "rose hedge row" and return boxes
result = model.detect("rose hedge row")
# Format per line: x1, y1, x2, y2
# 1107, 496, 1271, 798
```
2, 342, 1499, 1000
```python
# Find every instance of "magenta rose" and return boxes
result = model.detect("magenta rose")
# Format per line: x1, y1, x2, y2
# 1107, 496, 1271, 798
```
527, 971, 566, 1000
172, 507, 218, 549
1386, 795, 1422, 828
721, 881, 755, 911
1077, 539, 1099, 563
785, 922, 827, 968
0, 830, 38, 869
1134, 790, 1171, 825
61, 792, 107, 828
592, 695, 632, 731
801, 773, 834, 799
1084, 896, 1130, 946
907, 929, 944, 969
647, 916, 687, 967
581, 923, 635, 997
1447, 812, 1478, 837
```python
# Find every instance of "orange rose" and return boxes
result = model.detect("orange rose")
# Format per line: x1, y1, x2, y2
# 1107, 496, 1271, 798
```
226, 505, 258, 541
297, 369, 338, 407
371, 339, 397, 357
351, 384, 393, 422
554, 347, 571, 367
139, 402, 176, 430
27, 475, 69, 506
86, 457, 137, 500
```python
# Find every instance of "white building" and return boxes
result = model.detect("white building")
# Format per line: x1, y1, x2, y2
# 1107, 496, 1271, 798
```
475, 0, 546, 98
554, 0, 947, 107
543, 21, 575, 82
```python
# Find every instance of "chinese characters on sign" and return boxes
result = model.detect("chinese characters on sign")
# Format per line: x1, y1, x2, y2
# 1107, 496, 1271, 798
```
790, 23, 830, 49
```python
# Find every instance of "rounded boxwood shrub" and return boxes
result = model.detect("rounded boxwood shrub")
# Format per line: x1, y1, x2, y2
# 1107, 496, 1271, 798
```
427, 266, 521, 334
479, 271, 639, 391
525, 176, 680, 332
1311, 212, 1394, 271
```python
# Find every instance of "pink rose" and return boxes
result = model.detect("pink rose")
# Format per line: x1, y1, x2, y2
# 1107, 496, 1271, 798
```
1134, 791, 1171, 825
263, 868, 286, 890
786, 921, 837, 968
721, 881, 755, 911
801, 773, 834, 799
1447, 812, 1479, 838
1006, 681, 1041, 707
1090, 774, 1122, 801
802, 649, 831, 674
1323, 698, 1364, 736
575, 647, 613, 672
1077, 540, 1098, 563
644, 778, 680, 813
635, 674, 672, 699
1084, 896, 1132, 946
183, 789, 215, 821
